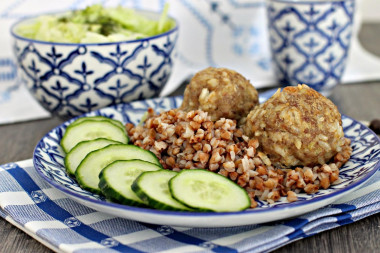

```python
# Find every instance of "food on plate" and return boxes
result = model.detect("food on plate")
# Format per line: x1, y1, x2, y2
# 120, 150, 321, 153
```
244, 84, 349, 167
70, 116, 125, 132
62, 114, 254, 211
126, 106, 351, 207
168, 169, 251, 212
99, 160, 162, 207
65, 138, 122, 176
75, 144, 161, 194
59, 68, 353, 212
60, 118, 128, 153
131, 170, 192, 211
127, 109, 258, 171
127, 109, 264, 207
179, 67, 259, 121
15, 4, 174, 43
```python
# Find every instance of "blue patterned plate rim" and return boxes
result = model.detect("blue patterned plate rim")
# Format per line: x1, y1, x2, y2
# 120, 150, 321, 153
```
10, 9, 178, 46
33, 95, 380, 218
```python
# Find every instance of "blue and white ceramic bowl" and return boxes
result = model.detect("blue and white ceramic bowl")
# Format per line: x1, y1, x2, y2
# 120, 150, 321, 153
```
11, 10, 178, 118
267, 0, 355, 96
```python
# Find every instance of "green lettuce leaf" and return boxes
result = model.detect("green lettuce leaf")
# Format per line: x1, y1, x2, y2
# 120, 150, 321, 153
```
16, 4, 175, 43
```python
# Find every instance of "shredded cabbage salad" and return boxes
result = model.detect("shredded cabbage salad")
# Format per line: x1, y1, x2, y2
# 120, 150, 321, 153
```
16, 4, 174, 43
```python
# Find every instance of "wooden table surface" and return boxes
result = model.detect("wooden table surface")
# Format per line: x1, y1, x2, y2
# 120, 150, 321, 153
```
1, 23, 379, 253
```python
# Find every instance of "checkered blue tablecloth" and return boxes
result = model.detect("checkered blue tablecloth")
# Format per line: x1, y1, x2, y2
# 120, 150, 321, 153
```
0, 159, 379, 253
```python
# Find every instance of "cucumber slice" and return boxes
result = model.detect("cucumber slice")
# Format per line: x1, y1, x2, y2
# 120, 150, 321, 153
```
132, 170, 192, 211
75, 144, 161, 194
99, 160, 162, 206
169, 169, 250, 212
71, 116, 125, 132
65, 138, 122, 177
61, 120, 128, 153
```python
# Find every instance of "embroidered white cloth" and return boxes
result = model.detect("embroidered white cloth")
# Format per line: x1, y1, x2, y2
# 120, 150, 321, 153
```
0, 159, 379, 253
1, 0, 380, 124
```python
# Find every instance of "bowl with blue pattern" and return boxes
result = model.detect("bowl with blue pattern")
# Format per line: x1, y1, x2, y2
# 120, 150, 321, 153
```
11, 9, 178, 118
266, 0, 355, 96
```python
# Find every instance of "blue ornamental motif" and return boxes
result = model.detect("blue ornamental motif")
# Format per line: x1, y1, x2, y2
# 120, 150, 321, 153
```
2, 163, 17, 170
0, 57, 19, 104
13, 27, 178, 117
64, 217, 81, 228
267, 0, 355, 93
199, 242, 217, 249
0, 58, 17, 82
157, 225, 174, 235
30, 190, 47, 204
100, 238, 119, 247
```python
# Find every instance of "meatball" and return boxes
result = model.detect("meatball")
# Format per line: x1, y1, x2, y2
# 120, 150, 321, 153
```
244, 84, 346, 167
179, 67, 258, 121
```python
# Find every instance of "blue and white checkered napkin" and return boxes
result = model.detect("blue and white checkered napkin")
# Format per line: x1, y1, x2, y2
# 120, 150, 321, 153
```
1, 159, 379, 253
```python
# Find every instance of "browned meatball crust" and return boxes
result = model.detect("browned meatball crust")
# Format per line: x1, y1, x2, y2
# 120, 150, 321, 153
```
179, 67, 258, 121
244, 84, 346, 167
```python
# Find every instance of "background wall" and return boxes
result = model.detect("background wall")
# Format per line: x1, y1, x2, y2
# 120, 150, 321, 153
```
361, 0, 380, 22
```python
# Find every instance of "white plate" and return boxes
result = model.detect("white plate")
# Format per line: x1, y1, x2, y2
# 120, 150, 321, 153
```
33, 96, 380, 227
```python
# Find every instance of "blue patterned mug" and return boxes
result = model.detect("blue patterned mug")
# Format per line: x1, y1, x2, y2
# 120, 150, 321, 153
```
11, 10, 178, 118
267, 0, 355, 96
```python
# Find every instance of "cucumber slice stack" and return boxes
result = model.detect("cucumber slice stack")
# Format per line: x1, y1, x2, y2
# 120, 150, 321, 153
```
99, 160, 162, 206
130, 169, 250, 212
75, 144, 161, 194
65, 138, 122, 176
